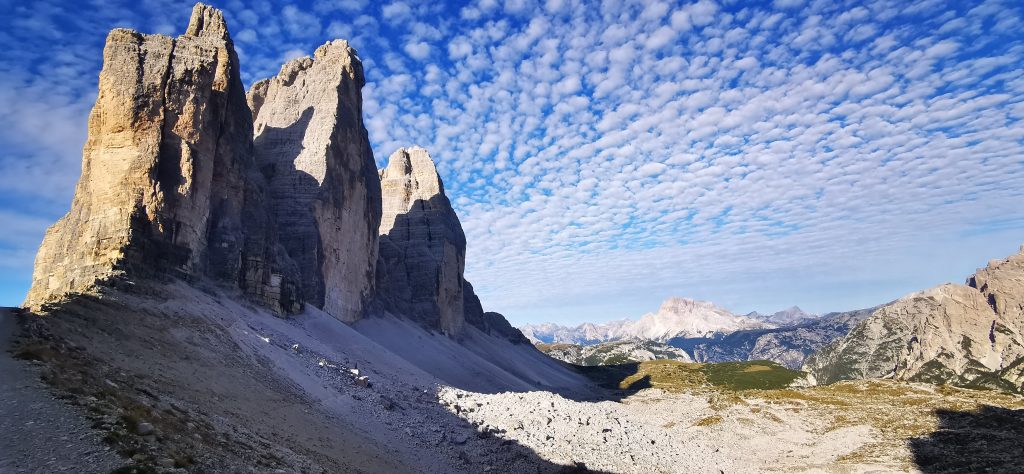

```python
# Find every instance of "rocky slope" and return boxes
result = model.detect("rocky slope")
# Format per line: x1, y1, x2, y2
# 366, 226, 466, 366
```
521, 297, 769, 345
248, 40, 381, 323
671, 308, 874, 369
24, 5, 301, 314
537, 339, 693, 366
804, 246, 1024, 393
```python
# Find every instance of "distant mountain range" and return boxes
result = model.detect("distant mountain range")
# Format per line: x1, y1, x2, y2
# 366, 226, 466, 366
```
671, 308, 876, 369
520, 298, 818, 345
521, 298, 849, 368
520, 297, 810, 345
528, 246, 1024, 396
744, 306, 817, 326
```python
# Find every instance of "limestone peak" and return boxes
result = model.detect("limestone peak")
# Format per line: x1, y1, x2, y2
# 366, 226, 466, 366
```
185, 3, 230, 40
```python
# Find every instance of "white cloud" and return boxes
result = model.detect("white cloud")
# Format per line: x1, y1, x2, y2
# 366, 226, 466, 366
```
686, 0, 719, 27
281, 5, 321, 38
773, 0, 805, 9
448, 37, 473, 59
404, 41, 431, 60
382, 2, 412, 20
645, 26, 677, 50
282, 48, 307, 62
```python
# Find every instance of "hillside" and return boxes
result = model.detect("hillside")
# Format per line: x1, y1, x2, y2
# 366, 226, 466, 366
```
670, 308, 875, 369
805, 247, 1024, 393
537, 339, 693, 366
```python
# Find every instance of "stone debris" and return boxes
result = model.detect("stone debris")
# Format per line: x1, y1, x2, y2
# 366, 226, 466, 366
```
136, 422, 154, 436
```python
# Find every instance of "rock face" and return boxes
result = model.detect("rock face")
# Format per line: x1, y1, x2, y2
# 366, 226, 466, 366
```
462, 281, 530, 344
23, 2, 530, 348
248, 40, 382, 323
24, 4, 301, 314
804, 247, 1024, 393
671, 308, 874, 369
375, 147, 468, 336
373, 147, 529, 343
520, 297, 770, 345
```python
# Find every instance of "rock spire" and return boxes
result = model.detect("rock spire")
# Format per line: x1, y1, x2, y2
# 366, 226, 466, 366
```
248, 40, 382, 323
25, 3, 301, 314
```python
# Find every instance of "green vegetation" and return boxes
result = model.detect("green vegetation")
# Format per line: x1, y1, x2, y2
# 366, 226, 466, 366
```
703, 361, 803, 390
577, 359, 803, 392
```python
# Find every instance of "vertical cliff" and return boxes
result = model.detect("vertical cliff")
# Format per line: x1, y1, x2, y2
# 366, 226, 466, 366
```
24, 4, 301, 313
375, 147, 529, 343
376, 147, 467, 335
248, 40, 382, 323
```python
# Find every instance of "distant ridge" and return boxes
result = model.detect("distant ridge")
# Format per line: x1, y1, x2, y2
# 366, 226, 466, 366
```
520, 297, 773, 345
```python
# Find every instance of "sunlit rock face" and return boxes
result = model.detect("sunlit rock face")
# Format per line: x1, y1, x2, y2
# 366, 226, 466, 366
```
249, 40, 382, 323
25, 4, 302, 314
805, 246, 1024, 393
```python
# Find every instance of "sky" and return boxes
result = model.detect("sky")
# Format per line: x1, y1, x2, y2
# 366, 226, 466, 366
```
1, 0, 1023, 326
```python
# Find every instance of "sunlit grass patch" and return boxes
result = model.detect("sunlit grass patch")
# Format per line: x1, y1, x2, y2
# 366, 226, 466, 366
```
577, 359, 803, 393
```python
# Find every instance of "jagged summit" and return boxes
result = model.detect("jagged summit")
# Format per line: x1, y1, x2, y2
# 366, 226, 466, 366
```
248, 37, 380, 323
24, 2, 301, 314
375, 147, 467, 336
184, 3, 231, 40
372, 147, 528, 344
379, 147, 453, 235
746, 305, 815, 325
23, 0, 528, 348
521, 296, 769, 345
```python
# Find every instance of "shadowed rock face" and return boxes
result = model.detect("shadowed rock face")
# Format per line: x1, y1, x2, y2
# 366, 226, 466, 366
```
24, 2, 529, 347
374, 147, 530, 344
248, 40, 382, 323
376, 147, 467, 336
24, 3, 301, 314
805, 246, 1024, 392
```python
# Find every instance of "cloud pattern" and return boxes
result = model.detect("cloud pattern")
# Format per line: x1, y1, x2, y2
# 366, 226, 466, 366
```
0, 0, 1022, 324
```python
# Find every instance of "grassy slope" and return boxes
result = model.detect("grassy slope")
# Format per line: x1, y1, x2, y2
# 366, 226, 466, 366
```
577, 359, 802, 392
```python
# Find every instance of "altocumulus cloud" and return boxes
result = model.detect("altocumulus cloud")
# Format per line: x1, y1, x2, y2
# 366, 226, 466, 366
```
0, 0, 1022, 325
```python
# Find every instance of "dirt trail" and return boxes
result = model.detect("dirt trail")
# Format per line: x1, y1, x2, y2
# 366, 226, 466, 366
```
0, 308, 124, 473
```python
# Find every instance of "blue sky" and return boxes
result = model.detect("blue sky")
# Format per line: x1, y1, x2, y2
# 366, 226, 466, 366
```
1, 0, 1023, 325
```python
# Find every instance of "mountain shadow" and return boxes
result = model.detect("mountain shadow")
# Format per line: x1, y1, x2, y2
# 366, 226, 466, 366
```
12, 290, 616, 473
253, 107, 327, 307
909, 405, 1024, 473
